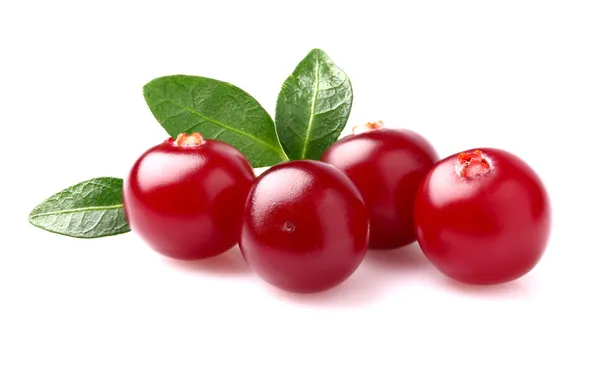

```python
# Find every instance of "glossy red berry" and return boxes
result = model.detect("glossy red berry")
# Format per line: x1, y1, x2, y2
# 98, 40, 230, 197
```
123, 133, 255, 260
414, 148, 551, 285
321, 121, 438, 249
239, 160, 369, 293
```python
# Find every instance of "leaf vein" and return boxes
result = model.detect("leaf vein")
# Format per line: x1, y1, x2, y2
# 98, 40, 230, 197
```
30, 204, 124, 218
158, 97, 285, 158
81, 210, 107, 235
316, 101, 346, 116
300, 56, 320, 159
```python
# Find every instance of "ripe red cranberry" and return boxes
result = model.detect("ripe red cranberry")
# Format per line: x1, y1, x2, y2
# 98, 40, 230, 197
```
123, 133, 255, 260
239, 160, 369, 293
321, 121, 438, 249
414, 148, 551, 285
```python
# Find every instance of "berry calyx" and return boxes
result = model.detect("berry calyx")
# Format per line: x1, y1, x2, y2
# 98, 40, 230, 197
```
173, 132, 206, 147
352, 120, 384, 135
456, 149, 492, 178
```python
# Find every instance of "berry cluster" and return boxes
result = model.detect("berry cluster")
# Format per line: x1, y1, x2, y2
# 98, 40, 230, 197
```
122, 122, 551, 293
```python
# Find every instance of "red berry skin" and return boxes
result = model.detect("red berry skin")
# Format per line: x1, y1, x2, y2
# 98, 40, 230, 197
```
321, 124, 438, 249
413, 148, 551, 285
123, 134, 255, 260
239, 160, 369, 293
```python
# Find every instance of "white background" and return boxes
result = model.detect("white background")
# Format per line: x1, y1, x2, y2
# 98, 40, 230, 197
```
1, 1, 599, 376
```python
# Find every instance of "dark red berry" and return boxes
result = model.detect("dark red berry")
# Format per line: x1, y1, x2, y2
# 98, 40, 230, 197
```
239, 160, 369, 293
414, 148, 551, 285
123, 133, 255, 260
321, 121, 438, 249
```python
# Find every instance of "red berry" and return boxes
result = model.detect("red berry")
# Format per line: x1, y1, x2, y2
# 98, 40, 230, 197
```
239, 160, 369, 293
321, 121, 438, 249
414, 148, 551, 285
123, 133, 255, 260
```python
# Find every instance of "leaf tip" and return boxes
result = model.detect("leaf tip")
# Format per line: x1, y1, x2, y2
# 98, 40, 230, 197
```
27, 211, 36, 226
28, 202, 42, 224
306, 48, 327, 59
142, 74, 182, 94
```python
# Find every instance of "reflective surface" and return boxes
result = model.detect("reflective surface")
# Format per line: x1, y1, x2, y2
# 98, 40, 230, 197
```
414, 148, 551, 285
123, 138, 255, 260
240, 160, 369, 293
322, 128, 438, 249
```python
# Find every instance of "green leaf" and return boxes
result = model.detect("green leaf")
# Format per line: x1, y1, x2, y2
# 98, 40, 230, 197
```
143, 75, 288, 168
275, 49, 353, 160
29, 177, 130, 239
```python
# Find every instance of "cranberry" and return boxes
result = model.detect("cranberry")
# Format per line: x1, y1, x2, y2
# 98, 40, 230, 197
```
123, 133, 255, 260
239, 160, 369, 293
321, 121, 438, 249
414, 148, 551, 285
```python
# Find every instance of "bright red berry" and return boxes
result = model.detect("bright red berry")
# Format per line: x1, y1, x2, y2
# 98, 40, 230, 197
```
239, 160, 369, 293
321, 121, 438, 249
123, 133, 255, 260
414, 148, 551, 285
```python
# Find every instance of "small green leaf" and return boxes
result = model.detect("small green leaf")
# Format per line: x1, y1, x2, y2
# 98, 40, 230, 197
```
29, 177, 130, 238
143, 75, 288, 168
275, 49, 353, 160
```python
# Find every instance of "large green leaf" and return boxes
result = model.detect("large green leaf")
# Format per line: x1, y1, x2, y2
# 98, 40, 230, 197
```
29, 177, 130, 238
144, 75, 288, 168
275, 49, 353, 160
